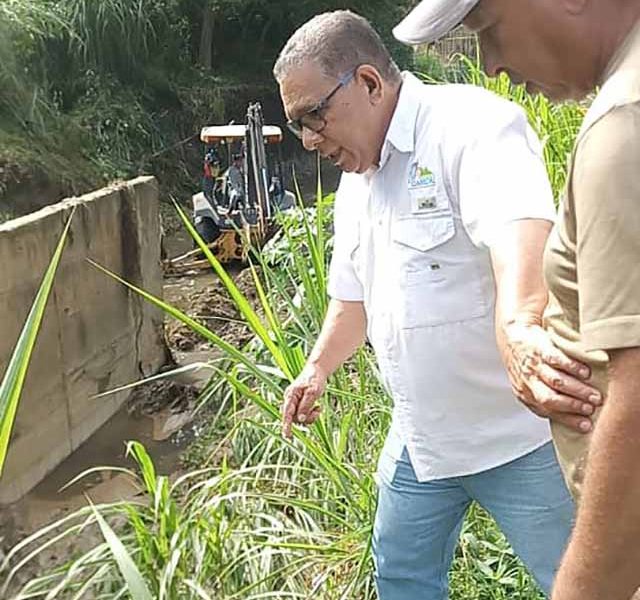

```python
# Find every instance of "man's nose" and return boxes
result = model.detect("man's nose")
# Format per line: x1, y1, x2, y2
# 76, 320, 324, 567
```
302, 127, 323, 151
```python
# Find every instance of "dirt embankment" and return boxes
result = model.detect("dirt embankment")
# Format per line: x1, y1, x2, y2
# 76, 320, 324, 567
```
164, 266, 260, 354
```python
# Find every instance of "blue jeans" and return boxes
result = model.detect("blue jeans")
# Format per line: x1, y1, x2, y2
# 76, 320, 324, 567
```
373, 441, 574, 599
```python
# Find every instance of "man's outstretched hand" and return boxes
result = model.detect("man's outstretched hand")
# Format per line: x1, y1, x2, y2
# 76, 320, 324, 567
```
282, 364, 328, 438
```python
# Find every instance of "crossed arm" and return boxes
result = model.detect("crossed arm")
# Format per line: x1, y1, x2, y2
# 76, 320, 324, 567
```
490, 219, 601, 429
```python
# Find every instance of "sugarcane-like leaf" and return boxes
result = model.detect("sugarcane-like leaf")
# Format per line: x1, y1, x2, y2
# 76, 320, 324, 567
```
89, 500, 153, 600
0, 208, 75, 475
172, 199, 293, 380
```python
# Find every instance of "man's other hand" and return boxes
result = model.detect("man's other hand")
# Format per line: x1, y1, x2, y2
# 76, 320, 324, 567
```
282, 364, 328, 438
504, 322, 602, 433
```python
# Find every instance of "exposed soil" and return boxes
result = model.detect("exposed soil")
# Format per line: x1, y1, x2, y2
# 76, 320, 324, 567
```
164, 267, 260, 353
127, 379, 199, 419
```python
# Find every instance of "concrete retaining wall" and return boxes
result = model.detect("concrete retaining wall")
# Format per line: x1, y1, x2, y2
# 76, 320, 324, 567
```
0, 176, 167, 504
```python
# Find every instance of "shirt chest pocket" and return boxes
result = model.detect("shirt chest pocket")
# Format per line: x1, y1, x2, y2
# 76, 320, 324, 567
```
391, 215, 490, 328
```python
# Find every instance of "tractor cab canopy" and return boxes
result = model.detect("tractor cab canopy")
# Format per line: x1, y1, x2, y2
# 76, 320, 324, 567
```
200, 125, 283, 145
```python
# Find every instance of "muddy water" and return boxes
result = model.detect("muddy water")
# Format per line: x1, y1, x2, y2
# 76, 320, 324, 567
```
0, 366, 209, 547
1, 405, 183, 538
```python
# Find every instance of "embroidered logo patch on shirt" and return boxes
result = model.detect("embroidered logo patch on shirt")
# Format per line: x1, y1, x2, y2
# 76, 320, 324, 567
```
409, 162, 437, 213
409, 162, 435, 188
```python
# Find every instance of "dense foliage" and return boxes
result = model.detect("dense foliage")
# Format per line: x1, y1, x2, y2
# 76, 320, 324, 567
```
0, 0, 413, 217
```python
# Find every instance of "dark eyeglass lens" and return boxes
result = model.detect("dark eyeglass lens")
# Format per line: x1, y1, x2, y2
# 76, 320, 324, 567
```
285, 120, 300, 135
287, 111, 326, 139
301, 112, 324, 131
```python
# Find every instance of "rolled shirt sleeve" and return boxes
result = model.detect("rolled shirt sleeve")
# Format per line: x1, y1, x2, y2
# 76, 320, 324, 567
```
457, 101, 557, 249
327, 175, 365, 302
573, 103, 640, 351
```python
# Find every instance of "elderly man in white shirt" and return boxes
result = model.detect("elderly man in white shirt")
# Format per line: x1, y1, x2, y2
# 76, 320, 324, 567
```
273, 10, 598, 599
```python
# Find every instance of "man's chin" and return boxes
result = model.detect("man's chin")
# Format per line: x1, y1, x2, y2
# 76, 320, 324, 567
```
339, 161, 362, 174
565, 86, 593, 103
526, 81, 584, 103
352, 161, 373, 175
525, 82, 552, 98
544, 87, 573, 102
329, 154, 368, 174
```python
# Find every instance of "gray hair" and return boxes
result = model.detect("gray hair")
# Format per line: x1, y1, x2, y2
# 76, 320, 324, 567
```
273, 10, 401, 84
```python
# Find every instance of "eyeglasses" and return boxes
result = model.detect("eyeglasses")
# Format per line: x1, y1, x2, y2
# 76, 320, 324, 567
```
286, 69, 357, 140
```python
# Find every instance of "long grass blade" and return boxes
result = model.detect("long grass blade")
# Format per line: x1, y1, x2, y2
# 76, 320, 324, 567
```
87, 259, 281, 395
0, 208, 75, 475
89, 500, 153, 600
172, 199, 293, 380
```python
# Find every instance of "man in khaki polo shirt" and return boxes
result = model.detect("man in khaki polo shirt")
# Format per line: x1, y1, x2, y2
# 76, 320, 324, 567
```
395, 1, 640, 599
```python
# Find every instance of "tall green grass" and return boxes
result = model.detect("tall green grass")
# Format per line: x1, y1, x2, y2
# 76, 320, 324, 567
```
1, 186, 381, 598
0, 2, 64, 133
417, 54, 584, 199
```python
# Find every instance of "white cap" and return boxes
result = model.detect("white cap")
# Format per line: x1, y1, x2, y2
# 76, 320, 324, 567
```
393, 0, 479, 46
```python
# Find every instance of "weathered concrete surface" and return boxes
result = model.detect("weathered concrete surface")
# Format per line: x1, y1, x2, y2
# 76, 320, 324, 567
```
0, 176, 168, 504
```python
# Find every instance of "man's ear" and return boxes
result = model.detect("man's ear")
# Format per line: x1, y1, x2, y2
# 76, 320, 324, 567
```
356, 65, 384, 104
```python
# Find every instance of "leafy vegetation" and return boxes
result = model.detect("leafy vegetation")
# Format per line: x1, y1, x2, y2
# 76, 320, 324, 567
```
0, 0, 413, 220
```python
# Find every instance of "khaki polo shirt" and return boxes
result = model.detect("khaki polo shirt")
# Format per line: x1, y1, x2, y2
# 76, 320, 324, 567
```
543, 20, 640, 499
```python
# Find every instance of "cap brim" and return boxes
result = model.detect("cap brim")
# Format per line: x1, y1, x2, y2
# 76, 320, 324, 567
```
393, 0, 479, 46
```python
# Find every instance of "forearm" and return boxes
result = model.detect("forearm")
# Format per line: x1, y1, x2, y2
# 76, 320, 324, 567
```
491, 219, 551, 359
553, 347, 640, 600
494, 262, 547, 327
494, 290, 547, 366
493, 221, 550, 320
306, 298, 367, 377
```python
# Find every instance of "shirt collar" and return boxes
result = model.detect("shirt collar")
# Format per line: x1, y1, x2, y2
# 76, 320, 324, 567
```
578, 17, 640, 141
378, 71, 423, 168
601, 18, 640, 84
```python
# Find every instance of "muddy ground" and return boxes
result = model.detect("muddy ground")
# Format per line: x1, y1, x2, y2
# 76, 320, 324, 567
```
164, 267, 260, 355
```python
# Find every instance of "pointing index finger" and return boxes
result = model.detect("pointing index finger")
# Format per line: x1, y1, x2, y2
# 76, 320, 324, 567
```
282, 389, 301, 438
